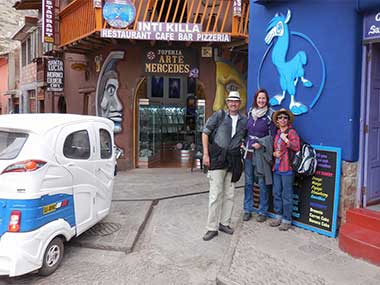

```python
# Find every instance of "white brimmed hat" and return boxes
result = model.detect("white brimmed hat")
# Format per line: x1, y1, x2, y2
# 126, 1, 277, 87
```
226, 91, 241, 101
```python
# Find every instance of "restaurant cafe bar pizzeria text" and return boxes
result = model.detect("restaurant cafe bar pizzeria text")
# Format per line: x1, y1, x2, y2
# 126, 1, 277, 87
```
101, 22, 231, 42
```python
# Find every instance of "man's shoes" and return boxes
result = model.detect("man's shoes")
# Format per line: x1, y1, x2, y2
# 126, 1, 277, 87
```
269, 219, 282, 227
279, 223, 291, 231
203, 230, 218, 241
243, 212, 252, 221
256, 214, 267, 223
219, 223, 234, 235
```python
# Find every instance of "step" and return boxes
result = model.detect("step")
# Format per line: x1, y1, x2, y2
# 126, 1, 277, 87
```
346, 208, 380, 233
339, 223, 380, 266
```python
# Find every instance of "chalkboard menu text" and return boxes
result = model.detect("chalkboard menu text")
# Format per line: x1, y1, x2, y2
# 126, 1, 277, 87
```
254, 145, 342, 238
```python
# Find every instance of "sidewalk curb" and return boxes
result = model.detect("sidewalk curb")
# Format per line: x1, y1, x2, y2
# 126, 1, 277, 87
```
216, 212, 244, 285
129, 199, 156, 253
70, 200, 155, 253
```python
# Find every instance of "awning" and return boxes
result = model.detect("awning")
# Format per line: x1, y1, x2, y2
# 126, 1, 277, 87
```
13, 0, 41, 10
11, 16, 39, 42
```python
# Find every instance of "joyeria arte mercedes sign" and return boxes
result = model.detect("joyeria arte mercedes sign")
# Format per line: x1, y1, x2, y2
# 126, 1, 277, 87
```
143, 48, 197, 76
101, 22, 231, 42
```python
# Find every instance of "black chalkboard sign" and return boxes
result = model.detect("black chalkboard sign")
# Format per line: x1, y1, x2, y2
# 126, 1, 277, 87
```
253, 145, 342, 237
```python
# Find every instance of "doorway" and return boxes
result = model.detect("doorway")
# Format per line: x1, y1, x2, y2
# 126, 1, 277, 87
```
58, 96, 67, 113
361, 43, 380, 209
134, 76, 205, 168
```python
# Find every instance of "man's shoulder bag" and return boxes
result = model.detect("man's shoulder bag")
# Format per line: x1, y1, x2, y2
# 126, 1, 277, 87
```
209, 109, 225, 145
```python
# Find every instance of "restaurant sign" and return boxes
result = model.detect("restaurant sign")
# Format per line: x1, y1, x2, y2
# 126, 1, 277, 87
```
233, 0, 242, 17
101, 22, 231, 42
42, 0, 55, 43
143, 48, 197, 76
363, 11, 380, 41
46, 58, 64, 92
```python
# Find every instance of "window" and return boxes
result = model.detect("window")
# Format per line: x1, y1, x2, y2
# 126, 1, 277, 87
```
83, 94, 90, 115
58, 96, 67, 113
0, 131, 28, 160
29, 90, 36, 113
27, 38, 32, 64
21, 42, 26, 66
21, 30, 40, 66
63, 130, 90, 159
99, 129, 112, 159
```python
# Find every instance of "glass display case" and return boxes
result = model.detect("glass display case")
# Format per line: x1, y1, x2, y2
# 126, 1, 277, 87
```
193, 99, 206, 163
196, 99, 206, 133
138, 99, 205, 167
160, 106, 185, 136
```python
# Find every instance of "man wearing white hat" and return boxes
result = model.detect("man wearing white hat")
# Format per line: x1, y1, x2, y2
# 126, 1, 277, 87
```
201, 91, 247, 241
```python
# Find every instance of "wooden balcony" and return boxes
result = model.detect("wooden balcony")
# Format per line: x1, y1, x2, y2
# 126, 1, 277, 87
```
59, 0, 249, 53
60, 0, 98, 49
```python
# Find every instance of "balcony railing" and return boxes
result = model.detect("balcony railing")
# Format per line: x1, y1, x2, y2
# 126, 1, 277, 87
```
60, 0, 97, 47
59, 0, 249, 48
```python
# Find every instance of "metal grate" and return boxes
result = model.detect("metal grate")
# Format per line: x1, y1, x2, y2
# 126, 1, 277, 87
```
83, 222, 121, 237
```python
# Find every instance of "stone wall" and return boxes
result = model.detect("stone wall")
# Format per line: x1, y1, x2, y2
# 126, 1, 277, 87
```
21, 62, 37, 84
0, 0, 37, 54
339, 161, 359, 224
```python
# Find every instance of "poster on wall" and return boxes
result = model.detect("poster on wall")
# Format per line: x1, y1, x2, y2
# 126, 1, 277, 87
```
169, 78, 181, 98
46, 58, 64, 92
42, 0, 55, 44
151, 76, 164, 98
254, 145, 342, 238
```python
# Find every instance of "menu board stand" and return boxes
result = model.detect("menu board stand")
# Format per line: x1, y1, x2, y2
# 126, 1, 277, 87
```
253, 145, 342, 238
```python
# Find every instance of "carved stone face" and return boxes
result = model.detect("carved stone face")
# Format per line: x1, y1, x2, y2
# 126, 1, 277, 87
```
100, 77, 123, 133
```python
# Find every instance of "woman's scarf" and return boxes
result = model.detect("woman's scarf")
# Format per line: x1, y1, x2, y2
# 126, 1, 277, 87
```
250, 106, 268, 121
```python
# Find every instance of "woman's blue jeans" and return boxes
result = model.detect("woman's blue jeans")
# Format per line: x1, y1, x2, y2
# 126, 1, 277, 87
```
272, 172, 294, 223
244, 158, 269, 215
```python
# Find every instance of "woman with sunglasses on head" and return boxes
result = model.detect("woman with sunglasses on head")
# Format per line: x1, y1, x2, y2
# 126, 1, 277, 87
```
242, 89, 277, 222
270, 109, 300, 231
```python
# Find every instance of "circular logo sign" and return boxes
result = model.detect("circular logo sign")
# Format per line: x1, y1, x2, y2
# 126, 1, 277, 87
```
103, 0, 136, 29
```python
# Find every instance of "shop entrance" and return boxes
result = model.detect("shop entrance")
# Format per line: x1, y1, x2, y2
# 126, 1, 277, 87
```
361, 43, 380, 209
135, 75, 205, 168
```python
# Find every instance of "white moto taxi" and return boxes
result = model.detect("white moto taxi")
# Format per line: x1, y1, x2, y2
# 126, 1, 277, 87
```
0, 114, 117, 277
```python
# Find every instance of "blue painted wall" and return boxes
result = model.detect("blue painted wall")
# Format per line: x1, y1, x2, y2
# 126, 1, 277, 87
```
248, 0, 363, 161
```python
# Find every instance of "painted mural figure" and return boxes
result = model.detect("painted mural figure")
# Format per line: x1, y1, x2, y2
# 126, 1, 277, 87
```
98, 70, 123, 133
96, 51, 125, 134
265, 10, 312, 115
213, 52, 247, 112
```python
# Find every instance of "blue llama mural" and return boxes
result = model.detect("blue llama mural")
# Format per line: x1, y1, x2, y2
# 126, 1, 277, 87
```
262, 9, 325, 115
